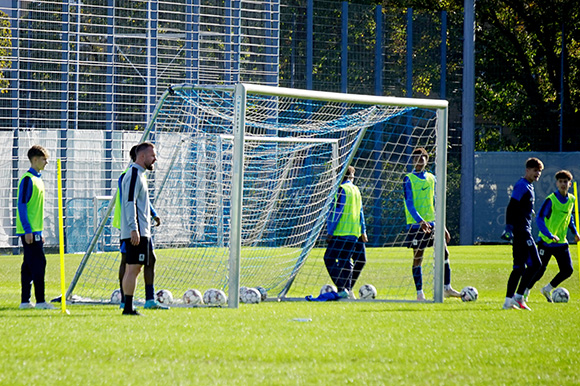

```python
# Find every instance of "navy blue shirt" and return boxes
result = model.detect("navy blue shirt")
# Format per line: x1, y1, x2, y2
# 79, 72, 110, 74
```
505, 177, 535, 235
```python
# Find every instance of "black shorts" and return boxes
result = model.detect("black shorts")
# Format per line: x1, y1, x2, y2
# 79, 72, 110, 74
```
121, 237, 156, 266
404, 226, 434, 250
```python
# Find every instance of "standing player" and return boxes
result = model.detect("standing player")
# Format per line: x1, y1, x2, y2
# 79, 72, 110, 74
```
323, 166, 367, 299
120, 142, 163, 315
16, 145, 55, 310
113, 145, 166, 310
500, 157, 544, 310
525, 170, 579, 302
403, 147, 460, 301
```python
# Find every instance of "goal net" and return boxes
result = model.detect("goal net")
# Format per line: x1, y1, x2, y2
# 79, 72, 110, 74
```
67, 83, 448, 306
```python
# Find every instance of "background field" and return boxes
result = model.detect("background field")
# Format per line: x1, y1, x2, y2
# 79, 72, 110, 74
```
1, 245, 579, 385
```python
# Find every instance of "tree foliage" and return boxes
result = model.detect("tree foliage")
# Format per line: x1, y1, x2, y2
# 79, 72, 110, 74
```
475, 0, 579, 151
0, 11, 11, 93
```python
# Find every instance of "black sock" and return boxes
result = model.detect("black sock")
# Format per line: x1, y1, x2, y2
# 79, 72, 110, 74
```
124, 295, 134, 312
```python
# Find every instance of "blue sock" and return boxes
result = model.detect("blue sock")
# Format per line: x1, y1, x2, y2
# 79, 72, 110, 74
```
412, 266, 422, 291
145, 285, 154, 301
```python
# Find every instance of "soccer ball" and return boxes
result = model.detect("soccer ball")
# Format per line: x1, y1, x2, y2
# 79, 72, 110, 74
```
320, 284, 337, 295
255, 286, 268, 301
239, 286, 248, 301
155, 289, 174, 304
110, 289, 122, 304
460, 286, 478, 302
182, 289, 203, 305
240, 287, 262, 304
552, 287, 570, 303
203, 288, 228, 306
358, 284, 377, 299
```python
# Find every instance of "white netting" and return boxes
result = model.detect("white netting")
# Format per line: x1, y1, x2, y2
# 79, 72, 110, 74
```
68, 84, 443, 302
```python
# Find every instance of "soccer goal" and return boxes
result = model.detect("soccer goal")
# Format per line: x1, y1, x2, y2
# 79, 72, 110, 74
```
66, 83, 448, 307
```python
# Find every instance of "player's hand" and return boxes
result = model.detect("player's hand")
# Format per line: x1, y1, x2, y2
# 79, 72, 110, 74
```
500, 230, 513, 241
445, 228, 451, 243
551, 235, 560, 242
575, 234, 580, 243
153, 216, 161, 227
24, 233, 33, 244
360, 234, 368, 243
420, 221, 432, 233
326, 235, 333, 243
130, 230, 140, 246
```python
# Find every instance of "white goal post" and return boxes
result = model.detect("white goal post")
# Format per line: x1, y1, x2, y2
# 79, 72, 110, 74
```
66, 83, 448, 307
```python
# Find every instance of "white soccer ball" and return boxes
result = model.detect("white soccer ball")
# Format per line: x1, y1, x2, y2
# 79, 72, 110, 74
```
358, 284, 377, 299
155, 289, 174, 304
110, 288, 122, 304
320, 284, 337, 295
183, 289, 203, 305
203, 288, 228, 306
552, 287, 570, 303
255, 286, 268, 301
239, 286, 248, 301
240, 287, 262, 304
460, 286, 478, 302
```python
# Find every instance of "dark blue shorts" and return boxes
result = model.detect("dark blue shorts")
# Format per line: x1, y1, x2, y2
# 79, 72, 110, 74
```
404, 226, 434, 250
121, 237, 156, 266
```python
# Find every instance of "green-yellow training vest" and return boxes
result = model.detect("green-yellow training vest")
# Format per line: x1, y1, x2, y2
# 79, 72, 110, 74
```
539, 193, 576, 244
16, 171, 45, 234
332, 182, 362, 237
404, 172, 435, 225
112, 167, 130, 230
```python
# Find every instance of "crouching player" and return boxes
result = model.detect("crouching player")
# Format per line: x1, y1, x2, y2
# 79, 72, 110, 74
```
526, 170, 579, 302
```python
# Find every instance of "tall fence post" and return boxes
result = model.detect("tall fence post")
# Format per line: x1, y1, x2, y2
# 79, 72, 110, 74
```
460, 0, 475, 245
341, 1, 348, 93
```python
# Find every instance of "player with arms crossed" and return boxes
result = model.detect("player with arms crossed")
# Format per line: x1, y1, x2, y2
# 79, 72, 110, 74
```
113, 145, 165, 310
525, 170, 579, 302
501, 157, 544, 310
323, 166, 367, 299
16, 145, 55, 310
120, 142, 162, 315
403, 147, 460, 301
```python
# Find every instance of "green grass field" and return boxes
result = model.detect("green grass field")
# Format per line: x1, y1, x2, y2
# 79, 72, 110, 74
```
2, 245, 580, 385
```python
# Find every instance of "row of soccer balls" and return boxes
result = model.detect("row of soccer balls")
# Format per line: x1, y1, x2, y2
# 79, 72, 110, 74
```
321, 284, 570, 303
111, 286, 269, 306
112, 285, 570, 304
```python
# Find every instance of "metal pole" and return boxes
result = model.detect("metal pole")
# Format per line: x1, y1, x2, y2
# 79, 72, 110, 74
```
460, 0, 475, 245
434, 107, 449, 303
228, 84, 246, 308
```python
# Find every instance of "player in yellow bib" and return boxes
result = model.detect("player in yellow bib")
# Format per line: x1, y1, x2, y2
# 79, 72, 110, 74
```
403, 147, 460, 301
16, 145, 55, 310
526, 170, 579, 302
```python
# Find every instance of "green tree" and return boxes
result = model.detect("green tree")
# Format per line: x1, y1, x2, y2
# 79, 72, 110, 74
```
0, 10, 11, 93
475, 0, 579, 151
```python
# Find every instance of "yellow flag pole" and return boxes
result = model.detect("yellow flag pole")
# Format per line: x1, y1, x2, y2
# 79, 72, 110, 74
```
574, 182, 580, 286
57, 159, 70, 315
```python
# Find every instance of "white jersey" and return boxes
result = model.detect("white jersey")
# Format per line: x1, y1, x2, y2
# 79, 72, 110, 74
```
120, 164, 152, 240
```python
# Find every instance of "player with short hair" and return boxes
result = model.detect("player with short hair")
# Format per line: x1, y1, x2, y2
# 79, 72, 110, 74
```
16, 145, 55, 310
501, 157, 544, 310
323, 165, 367, 299
403, 147, 460, 301
112, 145, 165, 310
526, 170, 579, 302
120, 142, 162, 315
